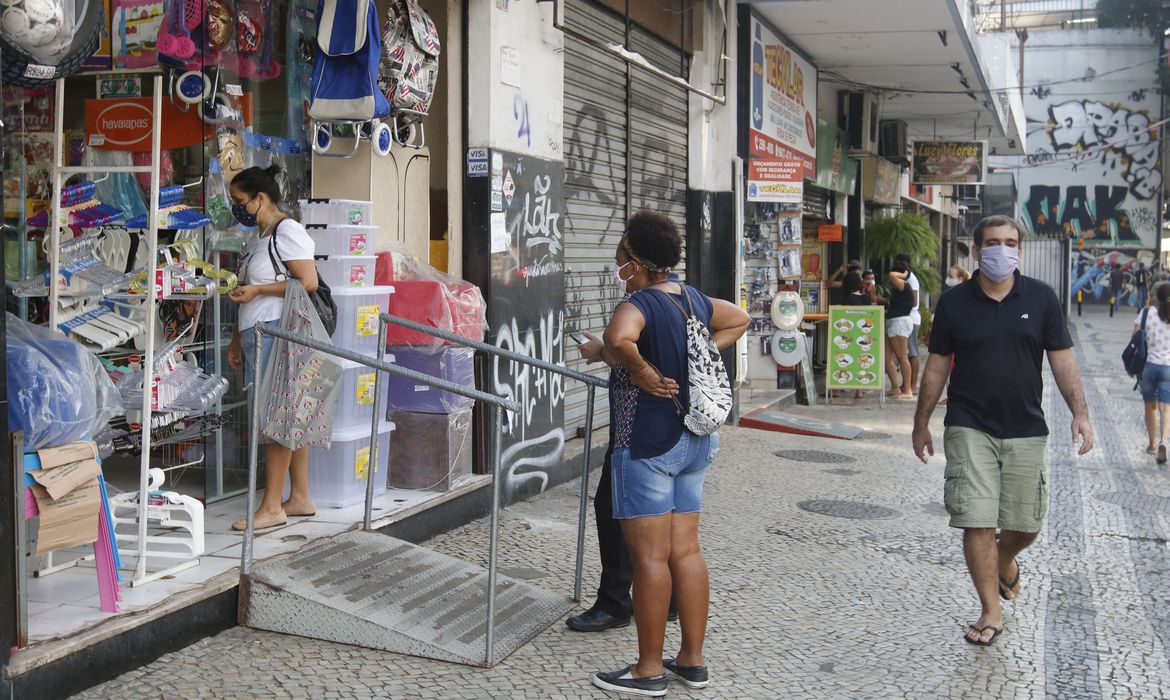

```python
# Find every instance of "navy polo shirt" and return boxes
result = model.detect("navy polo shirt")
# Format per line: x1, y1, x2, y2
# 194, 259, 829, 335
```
928, 271, 1072, 439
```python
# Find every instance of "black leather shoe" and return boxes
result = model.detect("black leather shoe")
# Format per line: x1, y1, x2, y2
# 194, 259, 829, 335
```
566, 606, 631, 632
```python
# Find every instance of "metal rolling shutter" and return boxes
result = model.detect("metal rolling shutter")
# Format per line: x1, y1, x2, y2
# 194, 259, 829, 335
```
561, 0, 690, 434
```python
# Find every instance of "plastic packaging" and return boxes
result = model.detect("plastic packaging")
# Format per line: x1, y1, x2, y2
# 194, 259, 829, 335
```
7, 312, 124, 450
306, 225, 374, 256
298, 199, 372, 226
332, 359, 378, 429
387, 409, 471, 492
384, 345, 473, 414
330, 285, 394, 356
375, 246, 486, 346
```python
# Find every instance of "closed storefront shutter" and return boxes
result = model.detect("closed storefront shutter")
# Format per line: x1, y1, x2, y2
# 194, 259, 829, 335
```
561, 0, 689, 434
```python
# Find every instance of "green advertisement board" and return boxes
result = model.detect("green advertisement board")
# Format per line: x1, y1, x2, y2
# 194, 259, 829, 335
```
826, 306, 885, 391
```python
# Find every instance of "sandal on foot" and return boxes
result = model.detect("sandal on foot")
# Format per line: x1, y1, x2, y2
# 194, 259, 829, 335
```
964, 624, 1003, 646
999, 560, 1020, 600
1158, 445, 1167, 464
1148, 446, 1158, 455
281, 501, 317, 517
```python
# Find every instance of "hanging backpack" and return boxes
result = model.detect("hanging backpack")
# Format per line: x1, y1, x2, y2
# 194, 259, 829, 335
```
377, 0, 439, 115
1123, 306, 1150, 389
653, 286, 732, 436
309, 0, 391, 121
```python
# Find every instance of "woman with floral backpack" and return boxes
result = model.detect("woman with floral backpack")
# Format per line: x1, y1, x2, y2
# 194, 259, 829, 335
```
590, 211, 748, 697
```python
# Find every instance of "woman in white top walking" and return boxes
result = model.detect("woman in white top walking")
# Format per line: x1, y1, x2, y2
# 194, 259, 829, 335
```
1138, 282, 1170, 463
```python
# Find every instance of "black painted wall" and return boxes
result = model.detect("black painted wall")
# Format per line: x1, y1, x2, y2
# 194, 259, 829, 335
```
463, 150, 567, 506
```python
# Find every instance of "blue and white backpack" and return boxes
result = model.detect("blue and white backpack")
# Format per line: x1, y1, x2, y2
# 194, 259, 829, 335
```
309, 0, 391, 121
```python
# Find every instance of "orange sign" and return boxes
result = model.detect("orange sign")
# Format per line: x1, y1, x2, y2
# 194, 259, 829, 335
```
818, 224, 843, 242
84, 95, 252, 151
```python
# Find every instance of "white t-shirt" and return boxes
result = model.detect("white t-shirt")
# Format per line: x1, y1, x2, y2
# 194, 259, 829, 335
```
1138, 308, 1170, 366
908, 272, 922, 325
238, 218, 315, 331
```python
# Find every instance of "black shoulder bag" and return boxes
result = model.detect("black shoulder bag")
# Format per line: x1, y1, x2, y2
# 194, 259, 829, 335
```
267, 220, 339, 336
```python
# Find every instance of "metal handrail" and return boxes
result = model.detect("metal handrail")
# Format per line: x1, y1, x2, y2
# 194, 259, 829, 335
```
241, 323, 520, 666
379, 313, 605, 630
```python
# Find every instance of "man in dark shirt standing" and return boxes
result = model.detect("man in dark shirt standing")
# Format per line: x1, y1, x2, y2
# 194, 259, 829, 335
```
912, 215, 1094, 647
1135, 262, 1149, 309
1109, 263, 1124, 310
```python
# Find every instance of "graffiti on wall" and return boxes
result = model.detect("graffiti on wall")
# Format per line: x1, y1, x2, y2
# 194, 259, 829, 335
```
1070, 248, 1159, 308
1020, 94, 1162, 248
490, 152, 566, 503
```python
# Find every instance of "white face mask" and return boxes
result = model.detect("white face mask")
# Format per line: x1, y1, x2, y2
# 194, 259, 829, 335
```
613, 261, 634, 295
946, 276, 960, 288
978, 245, 1020, 283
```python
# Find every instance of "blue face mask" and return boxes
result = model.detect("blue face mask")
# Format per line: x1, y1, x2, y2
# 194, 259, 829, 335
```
232, 196, 258, 228
979, 244, 1019, 283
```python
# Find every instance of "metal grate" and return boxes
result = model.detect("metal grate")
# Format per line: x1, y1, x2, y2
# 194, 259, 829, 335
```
775, 449, 857, 464
797, 500, 902, 520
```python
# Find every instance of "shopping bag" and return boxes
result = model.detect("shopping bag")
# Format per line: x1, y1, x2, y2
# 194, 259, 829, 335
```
258, 279, 343, 449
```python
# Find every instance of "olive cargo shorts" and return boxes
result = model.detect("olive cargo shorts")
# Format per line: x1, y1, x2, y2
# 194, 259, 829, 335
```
943, 426, 1049, 533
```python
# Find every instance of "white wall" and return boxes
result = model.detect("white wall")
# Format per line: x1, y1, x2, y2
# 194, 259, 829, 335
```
687, 0, 736, 192
467, 0, 564, 160
1014, 28, 1161, 249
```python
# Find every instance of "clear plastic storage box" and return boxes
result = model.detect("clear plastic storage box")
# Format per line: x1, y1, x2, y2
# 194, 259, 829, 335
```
307, 225, 375, 257
334, 359, 379, 427
308, 420, 395, 508
316, 255, 376, 288
330, 285, 394, 356
298, 199, 373, 227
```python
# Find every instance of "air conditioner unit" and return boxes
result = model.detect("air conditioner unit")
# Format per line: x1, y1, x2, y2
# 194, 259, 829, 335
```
955, 184, 980, 202
878, 120, 908, 164
840, 91, 879, 154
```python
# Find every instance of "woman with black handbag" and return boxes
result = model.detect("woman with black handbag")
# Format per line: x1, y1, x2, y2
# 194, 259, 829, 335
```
1136, 283, 1170, 463
225, 165, 319, 529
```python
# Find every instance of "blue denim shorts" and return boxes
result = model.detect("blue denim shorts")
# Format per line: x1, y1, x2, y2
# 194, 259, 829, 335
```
1141, 362, 1170, 403
241, 321, 277, 390
611, 432, 719, 519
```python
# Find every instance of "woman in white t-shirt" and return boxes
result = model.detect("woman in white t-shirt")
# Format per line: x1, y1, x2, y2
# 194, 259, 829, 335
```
1137, 282, 1170, 463
225, 165, 319, 530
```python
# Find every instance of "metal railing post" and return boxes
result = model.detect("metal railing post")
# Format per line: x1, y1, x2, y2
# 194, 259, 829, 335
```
573, 384, 596, 602
242, 328, 263, 576
485, 404, 505, 666
364, 323, 388, 530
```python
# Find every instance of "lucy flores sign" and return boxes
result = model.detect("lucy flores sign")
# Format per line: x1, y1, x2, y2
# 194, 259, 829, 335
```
911, 140, 987, 185
748, 16, 817, 178
747, 159, 803, 203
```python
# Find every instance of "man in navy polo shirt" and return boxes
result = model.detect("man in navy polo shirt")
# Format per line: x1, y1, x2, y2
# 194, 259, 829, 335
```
912, 214, 1094, 647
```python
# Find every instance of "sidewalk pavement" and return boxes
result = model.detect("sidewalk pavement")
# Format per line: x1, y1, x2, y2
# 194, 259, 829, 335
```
77, 305, 1170, 699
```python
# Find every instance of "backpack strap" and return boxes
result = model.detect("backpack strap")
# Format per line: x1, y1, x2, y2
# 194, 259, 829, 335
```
265, 217, 292, 281
1142, 307, 1150, 330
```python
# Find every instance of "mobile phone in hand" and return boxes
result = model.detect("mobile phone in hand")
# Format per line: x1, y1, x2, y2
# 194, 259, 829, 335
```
569, 331, 589, 344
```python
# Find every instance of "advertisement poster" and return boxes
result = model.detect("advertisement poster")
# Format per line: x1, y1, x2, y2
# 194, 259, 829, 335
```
911, 140, 987, 185
748, 16, 818, 177
800, 237, 823, 282
826, 306, 885, 390
799, 282, 822, 312
747, 159, 803, 203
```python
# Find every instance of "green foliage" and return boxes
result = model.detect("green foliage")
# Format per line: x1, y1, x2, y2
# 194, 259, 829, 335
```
863, 213, 941, 297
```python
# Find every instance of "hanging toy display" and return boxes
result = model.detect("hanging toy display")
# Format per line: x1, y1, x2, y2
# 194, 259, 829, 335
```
110, 0, 164, 69
377, 0, 440, 149
308, 0, 393, 158
0, 0, 102, 86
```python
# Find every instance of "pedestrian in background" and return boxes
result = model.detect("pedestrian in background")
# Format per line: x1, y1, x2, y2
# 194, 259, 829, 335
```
1138, 282, 1170, 463
863, 269, 887, 306
590, 211, 748, 697
1110, 263, 1125, 310
895, 253, 922, 394
946, 265, 971, 289
913, 214, 1094, 647
1134, 262, 1149, 309
884, 260, 916, 399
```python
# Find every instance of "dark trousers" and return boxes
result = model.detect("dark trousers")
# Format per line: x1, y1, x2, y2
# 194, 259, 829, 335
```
594, 445, 634, 618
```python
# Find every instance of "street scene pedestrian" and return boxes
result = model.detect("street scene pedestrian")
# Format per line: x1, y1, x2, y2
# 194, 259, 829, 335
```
1110, 264, 1125, 310
885, 260, 916, 399
1137, 283, 1170, 463
590, 212, 747, 696
895, 253, 922, 394
1135, 262, 1150, 309
913, 214, 1094, 647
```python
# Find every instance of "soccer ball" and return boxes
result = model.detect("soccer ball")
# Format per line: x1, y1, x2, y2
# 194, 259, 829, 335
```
0, 0, 64, 52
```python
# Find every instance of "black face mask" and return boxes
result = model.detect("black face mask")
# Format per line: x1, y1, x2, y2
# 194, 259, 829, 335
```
232, 196, 258, 227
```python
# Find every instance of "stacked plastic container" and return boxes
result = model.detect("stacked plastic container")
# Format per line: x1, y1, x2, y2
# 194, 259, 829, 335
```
299, 199, 396, 507
379, 252, 484, 493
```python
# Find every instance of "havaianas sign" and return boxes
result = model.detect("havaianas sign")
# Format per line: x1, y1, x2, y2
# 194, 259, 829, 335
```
83, 95, 253, 151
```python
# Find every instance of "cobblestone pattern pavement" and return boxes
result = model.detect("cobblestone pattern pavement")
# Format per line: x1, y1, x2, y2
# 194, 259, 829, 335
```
76, 307, 1170, 699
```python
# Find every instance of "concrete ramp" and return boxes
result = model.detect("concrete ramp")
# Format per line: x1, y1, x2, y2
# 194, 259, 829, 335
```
239, 530, 573, 666
739, 403, 864, 439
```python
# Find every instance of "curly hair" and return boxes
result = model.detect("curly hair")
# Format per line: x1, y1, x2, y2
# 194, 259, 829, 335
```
622, 210, 682, 272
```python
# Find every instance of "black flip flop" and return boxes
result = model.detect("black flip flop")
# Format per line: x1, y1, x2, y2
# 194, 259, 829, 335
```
965, 624, 1004, 646
999, 560, 1020, 601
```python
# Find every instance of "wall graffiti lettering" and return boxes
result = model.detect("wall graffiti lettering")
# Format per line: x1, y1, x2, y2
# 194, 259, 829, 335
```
488, 152, 566, 504
1045, 100, 1161, 200
1023, 184, 1139, 243
513, 90, 532, 148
